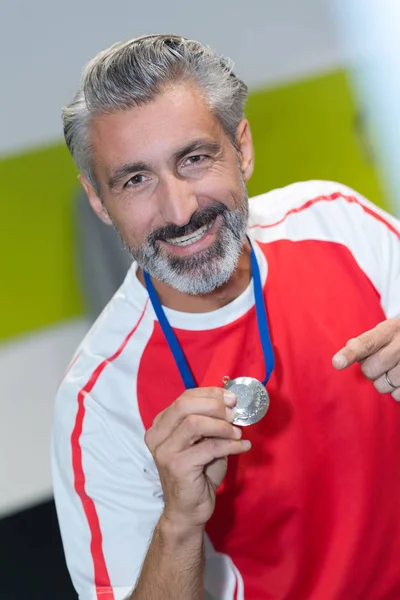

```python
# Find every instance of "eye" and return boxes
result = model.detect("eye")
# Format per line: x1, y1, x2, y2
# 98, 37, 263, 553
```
125, 174, 146, 187
184, 154, 208, 166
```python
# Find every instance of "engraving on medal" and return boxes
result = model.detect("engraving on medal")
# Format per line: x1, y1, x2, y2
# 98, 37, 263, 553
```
222, 376, 270, 426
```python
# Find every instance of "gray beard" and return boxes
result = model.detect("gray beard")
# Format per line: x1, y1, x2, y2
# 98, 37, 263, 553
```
116, 193, 249, 296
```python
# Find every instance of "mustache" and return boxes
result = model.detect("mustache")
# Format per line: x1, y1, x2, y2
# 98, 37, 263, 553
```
147, 201, 228, 244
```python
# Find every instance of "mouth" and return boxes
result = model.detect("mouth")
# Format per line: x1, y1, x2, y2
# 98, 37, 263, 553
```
164, 218, 216, 247
158, 215, 220, 257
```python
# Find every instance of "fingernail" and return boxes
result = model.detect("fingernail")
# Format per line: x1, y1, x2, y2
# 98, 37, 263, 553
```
332, 353, 347, 369
242, 440, 252, 449
233, 426, 242, 439
392, 390, 400, 402
223, 390, 237, 406
225, 407, 236, 422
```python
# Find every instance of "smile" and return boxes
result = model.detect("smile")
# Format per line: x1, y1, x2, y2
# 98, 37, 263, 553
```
165, 219, 216, 246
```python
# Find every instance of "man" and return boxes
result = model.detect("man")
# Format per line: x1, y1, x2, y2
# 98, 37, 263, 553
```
52, 34, 400, 600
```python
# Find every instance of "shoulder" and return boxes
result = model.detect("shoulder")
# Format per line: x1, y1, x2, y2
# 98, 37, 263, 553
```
53, 265, 153, 432
248, 179, 399, 243
249, 179, 366, 220
248, 180, 400, 319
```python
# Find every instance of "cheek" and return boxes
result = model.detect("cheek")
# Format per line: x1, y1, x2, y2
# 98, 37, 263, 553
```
106, 205, 153, 247
195, 171, 245, 209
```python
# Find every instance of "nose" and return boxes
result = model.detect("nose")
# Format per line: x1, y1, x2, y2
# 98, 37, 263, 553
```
157, 175, 199, 227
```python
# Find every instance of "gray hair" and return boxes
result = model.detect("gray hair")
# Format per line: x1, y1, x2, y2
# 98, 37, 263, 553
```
62, 34, 248, 191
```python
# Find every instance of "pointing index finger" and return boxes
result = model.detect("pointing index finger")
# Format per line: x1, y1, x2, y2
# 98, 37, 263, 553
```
332, 324, 391, 369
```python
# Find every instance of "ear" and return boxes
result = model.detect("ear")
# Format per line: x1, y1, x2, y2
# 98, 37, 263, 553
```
236, 119, 254, 182
79, 174, 113, 226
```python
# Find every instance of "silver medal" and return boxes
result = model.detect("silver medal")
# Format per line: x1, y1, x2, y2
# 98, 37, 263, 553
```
222, 376, 270, 426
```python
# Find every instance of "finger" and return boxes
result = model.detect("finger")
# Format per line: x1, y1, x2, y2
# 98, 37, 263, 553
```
332, 322, 394, 369
167, 438, 252, 476
359, 343, 400, 381
158, 414, 242, 455
145, 388, 236, 452
374, 365, 400, 394
391, 388, 400, 402
157, 438, 251, 481
156, 388, 237, 432
190, 437, 252, 467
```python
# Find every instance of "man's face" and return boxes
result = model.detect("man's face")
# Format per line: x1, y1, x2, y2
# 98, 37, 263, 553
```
82, 84, 254, 295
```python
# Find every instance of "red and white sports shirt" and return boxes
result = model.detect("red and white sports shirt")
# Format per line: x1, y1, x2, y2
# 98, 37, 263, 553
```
52, 180, 400, 600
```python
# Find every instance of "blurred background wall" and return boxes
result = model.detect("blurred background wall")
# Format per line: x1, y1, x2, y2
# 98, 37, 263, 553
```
0, 0, 395, 597
330, 0, 400, 212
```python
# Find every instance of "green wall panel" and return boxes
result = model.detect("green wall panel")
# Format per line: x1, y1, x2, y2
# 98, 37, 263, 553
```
0, 145, 83, 341
0, 68, 389, 342
246, 69, 388, 209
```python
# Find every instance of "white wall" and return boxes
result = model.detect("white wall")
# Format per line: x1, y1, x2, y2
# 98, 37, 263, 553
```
0, 0, 342, 157
330, 0, 400, 215
0, 319, 90, 517
0, 0, 343, 516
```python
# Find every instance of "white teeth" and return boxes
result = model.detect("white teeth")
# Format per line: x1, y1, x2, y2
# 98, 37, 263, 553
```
166, 219, 215, 246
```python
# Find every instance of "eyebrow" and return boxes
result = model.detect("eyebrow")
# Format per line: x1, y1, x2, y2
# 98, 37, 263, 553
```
107, 161, 149, 191
172, 139, 222, 163
107, 139, 222, 191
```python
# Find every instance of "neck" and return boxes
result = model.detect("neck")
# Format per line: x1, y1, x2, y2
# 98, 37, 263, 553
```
137, 239, 252, 313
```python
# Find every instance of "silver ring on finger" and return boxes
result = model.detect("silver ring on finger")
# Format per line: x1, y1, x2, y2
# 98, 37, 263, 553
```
385, 371, 396, 390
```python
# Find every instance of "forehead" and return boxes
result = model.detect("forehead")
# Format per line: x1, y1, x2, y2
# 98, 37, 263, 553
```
89, 84, 225, 174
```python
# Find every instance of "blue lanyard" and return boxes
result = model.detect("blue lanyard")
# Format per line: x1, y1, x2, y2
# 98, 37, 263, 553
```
143, 237, 274, 388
